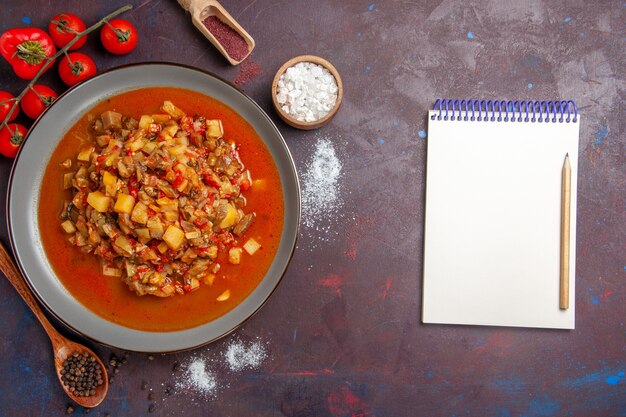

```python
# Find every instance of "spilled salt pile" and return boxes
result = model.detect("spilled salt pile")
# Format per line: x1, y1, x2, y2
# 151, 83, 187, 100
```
224, 339, 267, 372
176, 357, 217, 396
301, 137, 343, 229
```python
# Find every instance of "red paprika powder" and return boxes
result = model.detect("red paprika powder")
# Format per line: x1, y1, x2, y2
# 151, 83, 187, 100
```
202, 16, 249, 62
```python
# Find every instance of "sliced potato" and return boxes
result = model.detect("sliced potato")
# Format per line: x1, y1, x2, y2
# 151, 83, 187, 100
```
104, 150, 120, 167
163, 121, 179, 136
160, 284, 175, 296
127, 137, 146, 152
77, 146, 94, 162
138, 115, 153, 130
102, 263, 122, 277
175, 179, 188, 192
96, 134, 111, 147
131, 201, 149, 224
163, 225, 185, 250
156, 197, 177, 208
103, 171, 118, 196
168, 144, 187, 156
174, 136, 189, 147
142, 141, 157, 154
103, 171, 116, 186
243, 238, 261, 255
114, 193, 135, 214
149, 272, 166, 285
162, 211, 178, 221
60, 220, 76, 234
157, 242, 169, 254
63, 173, 75, 190
114, 235, 134, 256
162, 101, 185, 119
228, 247, 243, 264
184, 230, 201, 239
203, 274, 216, 285
135, 228, 151, 241
189, 278, 200, 291
206, 246, 218, 259
141, 248, 159, 262
219, 204, 239, 229
147, 217, 164, 239
87, 191, 112, 213
206, 119, 223, 139
151, 114, 171, 123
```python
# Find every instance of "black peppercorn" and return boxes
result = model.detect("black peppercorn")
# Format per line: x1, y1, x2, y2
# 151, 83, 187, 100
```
60, 352, 104, 397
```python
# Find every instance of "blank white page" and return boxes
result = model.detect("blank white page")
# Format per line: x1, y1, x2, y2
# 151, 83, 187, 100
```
422, 112, 579, 329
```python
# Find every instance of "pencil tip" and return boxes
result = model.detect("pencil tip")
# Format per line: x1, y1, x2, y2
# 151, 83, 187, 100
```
566, 153, 569, 157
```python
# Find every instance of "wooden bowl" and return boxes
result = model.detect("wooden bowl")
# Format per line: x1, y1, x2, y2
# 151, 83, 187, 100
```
271, 55, 343, 130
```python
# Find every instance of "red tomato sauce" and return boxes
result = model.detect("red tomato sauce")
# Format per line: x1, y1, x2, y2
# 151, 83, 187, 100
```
39, 87, 284, 332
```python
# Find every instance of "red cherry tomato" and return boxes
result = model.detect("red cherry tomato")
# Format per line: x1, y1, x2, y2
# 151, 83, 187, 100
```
58, 52, 97, 87
48, 13, 87, 50
0, 91, 19, 122
20, 84, 57, 119
100, 19, 138, 55
0, 123, 28, 158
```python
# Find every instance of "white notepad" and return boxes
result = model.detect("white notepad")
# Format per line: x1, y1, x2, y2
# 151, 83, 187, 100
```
422, 100, 579, 329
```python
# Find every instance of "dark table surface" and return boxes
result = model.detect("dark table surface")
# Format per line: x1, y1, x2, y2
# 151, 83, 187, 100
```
0, 1, 624, 416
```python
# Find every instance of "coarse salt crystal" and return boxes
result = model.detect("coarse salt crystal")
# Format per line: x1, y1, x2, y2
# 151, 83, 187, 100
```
276, 62, 338, 122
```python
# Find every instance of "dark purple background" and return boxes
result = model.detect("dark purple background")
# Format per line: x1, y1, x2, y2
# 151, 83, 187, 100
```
0, 1, 624, 416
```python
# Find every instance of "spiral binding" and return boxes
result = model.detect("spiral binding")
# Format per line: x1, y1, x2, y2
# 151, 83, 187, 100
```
431, 99, 578, 123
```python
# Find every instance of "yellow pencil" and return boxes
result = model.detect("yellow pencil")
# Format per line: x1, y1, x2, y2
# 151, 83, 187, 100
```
560, 153, 571, 310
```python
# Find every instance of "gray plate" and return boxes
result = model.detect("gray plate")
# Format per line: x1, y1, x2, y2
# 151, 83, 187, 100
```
7, 63, 300, 353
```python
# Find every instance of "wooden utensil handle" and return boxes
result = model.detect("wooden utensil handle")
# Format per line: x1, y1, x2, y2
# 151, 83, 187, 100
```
177, 0, 217, 14
0, 241, 58, 339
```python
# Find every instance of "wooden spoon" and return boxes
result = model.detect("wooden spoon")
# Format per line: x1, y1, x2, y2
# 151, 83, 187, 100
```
0, 241, 108, 408
177, 0, 255, 65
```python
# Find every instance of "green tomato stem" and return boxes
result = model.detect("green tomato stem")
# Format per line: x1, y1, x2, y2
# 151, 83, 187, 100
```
51, 15, 81, 35
14, 41, 48, 65
28, 85, 55, 108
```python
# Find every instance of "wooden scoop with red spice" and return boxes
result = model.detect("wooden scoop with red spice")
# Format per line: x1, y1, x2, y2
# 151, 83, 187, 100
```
177, 0, 255, 65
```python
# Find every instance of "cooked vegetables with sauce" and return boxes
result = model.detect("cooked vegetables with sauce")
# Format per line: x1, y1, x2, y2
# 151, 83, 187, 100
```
59, 100, 260, 297
39, 87, 284, 332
